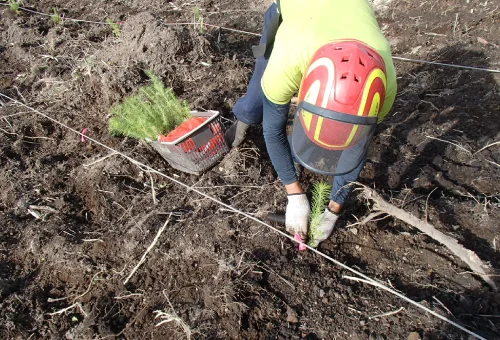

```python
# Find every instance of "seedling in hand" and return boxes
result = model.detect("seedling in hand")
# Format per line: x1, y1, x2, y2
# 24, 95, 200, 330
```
308, 181, 332, 246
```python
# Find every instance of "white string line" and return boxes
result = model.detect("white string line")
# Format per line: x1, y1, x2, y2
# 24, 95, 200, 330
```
2, 2, 499, 73
0, 93, 487, 340
159, 21, 261, 37
392, 56, 500, 74
0, 3, 110, 25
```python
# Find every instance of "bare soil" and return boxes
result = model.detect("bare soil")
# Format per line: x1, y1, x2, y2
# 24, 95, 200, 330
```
1, 1, 499, 339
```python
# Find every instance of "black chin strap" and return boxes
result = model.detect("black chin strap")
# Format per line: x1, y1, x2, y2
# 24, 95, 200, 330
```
252, 0, 282, 58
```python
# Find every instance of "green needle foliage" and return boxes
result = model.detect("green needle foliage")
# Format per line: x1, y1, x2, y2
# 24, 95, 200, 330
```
51, 8, 61, 24
193, 7, 205, 34
308, 181, 332, 245
109, 71, 191, 140
106, 18, 121, 37
9, 0, 21, 14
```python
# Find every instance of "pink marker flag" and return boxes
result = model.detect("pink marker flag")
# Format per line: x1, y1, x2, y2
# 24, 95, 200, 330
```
294, 233, 307, 251
81, 128, 88, 143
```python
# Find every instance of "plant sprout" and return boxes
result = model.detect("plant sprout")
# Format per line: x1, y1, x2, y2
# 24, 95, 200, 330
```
308, 181, 332, 246
193, 7, 205, 34
106, 18, 121, 37
51, 8, 62, 24
9, 0, 21, 14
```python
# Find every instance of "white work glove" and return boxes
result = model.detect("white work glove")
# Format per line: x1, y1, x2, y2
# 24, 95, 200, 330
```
308, 208, 339, 248
285, 194, 310, 240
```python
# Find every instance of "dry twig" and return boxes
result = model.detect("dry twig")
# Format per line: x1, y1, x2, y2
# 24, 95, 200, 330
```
123, 214, 172, 284
148, 171, 158, 205
345, 211, 387, 228
474, 141, 500, 155
369, 307, 405, 320
48, 302, 87, 317
433, 296, 454, 316
425, 135, 472, 154
47, 271, 103, 303
83, 152, 118, 167
154, 291, 193, 340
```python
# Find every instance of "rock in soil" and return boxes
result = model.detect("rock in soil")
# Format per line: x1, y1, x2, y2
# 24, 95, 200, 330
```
286, 306, 299, 323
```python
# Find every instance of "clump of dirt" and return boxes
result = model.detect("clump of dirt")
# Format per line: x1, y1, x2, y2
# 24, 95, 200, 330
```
1, 0, 499, 339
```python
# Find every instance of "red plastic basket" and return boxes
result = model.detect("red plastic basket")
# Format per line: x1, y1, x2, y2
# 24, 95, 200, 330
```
150, 110, 229, 175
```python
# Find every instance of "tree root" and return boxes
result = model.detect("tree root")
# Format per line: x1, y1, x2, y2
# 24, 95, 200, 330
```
358, 185, 497, 290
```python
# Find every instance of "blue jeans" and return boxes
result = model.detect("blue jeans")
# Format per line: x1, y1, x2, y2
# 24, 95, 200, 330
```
235, 4, 366, 207
232, 3, 278, 125
330, 158, 365, 205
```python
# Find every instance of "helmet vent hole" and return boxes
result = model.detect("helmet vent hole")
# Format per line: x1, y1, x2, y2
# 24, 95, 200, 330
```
359, 58, 365, 67
354, 75, 360, 83
341, 56, 350, 62
340, 73, 349, 80
367, 52, 374, 58
335, 47, 343, 50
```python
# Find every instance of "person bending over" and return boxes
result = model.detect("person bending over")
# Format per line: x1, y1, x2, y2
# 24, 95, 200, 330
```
228, 0, 397, 247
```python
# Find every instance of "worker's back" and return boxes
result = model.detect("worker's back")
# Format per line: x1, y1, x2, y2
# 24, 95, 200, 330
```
263, 0, 397, 121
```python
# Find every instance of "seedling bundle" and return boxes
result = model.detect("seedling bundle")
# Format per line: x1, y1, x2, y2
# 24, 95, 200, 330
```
109, 72, 229, 174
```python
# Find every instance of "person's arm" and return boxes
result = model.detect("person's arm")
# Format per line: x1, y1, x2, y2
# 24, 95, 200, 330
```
262, 95, 310, 239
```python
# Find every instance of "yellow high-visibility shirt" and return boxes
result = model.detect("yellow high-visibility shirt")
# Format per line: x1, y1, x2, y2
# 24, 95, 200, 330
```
261, 0, 397, 122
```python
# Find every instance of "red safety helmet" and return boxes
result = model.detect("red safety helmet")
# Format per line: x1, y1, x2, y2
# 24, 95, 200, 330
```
291, 40, 388, 175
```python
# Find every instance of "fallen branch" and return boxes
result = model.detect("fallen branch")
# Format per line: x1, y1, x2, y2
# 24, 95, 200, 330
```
357, 185, 496, 290
123, 214, 172, 285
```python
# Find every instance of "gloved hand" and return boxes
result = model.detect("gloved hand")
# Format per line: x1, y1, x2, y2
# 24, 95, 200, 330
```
285, 194, 310, 240
308, 208, 339, 248
225, 120, 249, 148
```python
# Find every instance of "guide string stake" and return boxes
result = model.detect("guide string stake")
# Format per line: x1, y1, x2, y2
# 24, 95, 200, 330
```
0, 92, 488, 340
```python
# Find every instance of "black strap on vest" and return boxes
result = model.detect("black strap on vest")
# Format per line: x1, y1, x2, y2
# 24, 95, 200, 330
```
252, 0, 282, 58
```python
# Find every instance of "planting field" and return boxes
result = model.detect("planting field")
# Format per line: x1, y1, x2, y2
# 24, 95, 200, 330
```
1, 0, 499, 339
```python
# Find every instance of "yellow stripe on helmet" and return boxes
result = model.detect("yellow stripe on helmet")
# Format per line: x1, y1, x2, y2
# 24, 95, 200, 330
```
301, 57, 335, 132
313, 68, 386, 148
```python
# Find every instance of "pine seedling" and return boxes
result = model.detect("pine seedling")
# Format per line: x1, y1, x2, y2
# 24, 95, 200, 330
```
9, 0, 21, 14
51, 8, 62, 24
193, 7, 205, 34
308, 181, 332, 245
106, 18, 121, 37
109, 71, 191, 140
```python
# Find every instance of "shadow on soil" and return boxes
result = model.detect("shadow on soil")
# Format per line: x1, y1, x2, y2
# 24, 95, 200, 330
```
375, 44, 500, 265
369, 44, 500, 338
